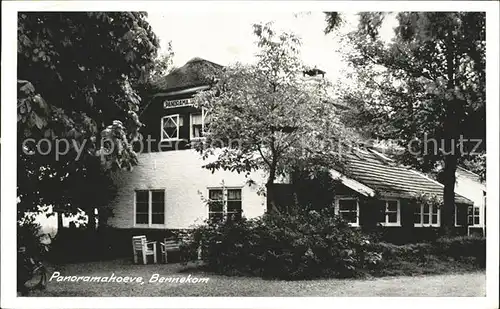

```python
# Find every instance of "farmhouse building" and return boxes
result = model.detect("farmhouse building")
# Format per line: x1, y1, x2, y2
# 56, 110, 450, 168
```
103, 57, 480, 242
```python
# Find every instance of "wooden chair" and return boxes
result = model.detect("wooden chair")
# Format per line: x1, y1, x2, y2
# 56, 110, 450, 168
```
132, 235, 157, 264
160, 238, 181, 264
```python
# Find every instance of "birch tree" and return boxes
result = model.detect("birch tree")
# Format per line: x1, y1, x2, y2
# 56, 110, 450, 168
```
193, 23, 353, 212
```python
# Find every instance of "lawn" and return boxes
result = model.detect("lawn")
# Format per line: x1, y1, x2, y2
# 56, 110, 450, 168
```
26, 258, 486, 297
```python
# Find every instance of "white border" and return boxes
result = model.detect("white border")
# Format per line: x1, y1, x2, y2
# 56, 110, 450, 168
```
484, 2, 500, 306
2, 2, 499, 309
3, 1, 498, 12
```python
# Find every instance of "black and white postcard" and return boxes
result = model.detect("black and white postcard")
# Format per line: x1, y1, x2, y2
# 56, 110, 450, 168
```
1, 1, 499, 309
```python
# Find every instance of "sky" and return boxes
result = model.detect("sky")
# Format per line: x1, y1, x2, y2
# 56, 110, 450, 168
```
146, 11, 397, 83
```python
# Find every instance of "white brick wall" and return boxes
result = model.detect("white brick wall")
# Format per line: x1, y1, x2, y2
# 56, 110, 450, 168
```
106, 150, 267, 229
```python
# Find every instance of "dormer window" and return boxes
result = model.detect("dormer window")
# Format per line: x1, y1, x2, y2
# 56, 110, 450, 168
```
161, 114, 184, 141
190, 108, 209, 140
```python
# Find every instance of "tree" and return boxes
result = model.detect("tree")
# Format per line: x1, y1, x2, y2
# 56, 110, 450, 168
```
193, 23, 354, 212
148, 42, 175, 86
323, 12, 344, 34
326, 12, 486, 230
17, 12, 160, 222
136, 41, 175, 102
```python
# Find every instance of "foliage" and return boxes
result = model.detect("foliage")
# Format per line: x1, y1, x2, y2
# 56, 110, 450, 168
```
137, 42, 175, 101
366, 236, 485, 276
17, 12, 160, 218
435, 235, 486, 267
459, 153, 486, 182
410, 192, 443, 209
47, 227, 110, 263
181, 217, 261, 275
368, 241, 434, 264
17, 215, 45, 296
182, 207, 379, 280
147, 42, 175, 86
192, 22, 356, 211
327, 12, 486, 228
290, 167, 337, 211
17, 214, 47, 256
323, 12, 344, 34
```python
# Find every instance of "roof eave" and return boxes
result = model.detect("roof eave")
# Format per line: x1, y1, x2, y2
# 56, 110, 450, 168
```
330, 169, 376, 197
152, 85, 211, 98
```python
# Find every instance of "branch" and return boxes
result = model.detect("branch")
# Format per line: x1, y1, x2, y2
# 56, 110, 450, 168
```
257, 144, 272, 169
361, 43, 436, 82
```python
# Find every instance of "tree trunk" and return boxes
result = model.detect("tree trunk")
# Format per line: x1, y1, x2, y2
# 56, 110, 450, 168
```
266, 162, 278, 213
442, 29, 459, 235
57, 211, 64, 234
87, 208, 96, 230
266, 182, 275, 213
442, 154, 457, 233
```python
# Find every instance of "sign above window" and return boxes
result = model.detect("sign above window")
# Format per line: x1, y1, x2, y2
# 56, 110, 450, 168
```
163, 98, 193, 109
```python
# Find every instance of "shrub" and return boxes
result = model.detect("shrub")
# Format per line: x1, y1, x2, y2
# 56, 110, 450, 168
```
17, 215, 49, 294
17, 215, 46, 256
434, 235, 486, 267
368, 242, 434, 263
181, 207, 380, 280
366, 236, 486, 277
181, 217, 264, 276
48, 226, 116, 263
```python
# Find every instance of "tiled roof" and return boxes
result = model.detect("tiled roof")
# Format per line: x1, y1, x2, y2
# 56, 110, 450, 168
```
339, 148, 473, 205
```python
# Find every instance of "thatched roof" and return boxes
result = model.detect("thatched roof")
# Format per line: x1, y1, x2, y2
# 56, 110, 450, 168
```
152, 57, 224, 93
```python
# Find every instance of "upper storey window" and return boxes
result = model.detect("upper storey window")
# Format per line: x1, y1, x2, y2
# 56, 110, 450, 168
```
190, 108, 210, 139
161, 114, 184, 141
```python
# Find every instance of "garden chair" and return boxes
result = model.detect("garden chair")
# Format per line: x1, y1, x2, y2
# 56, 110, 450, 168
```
160, 238, 181, 264
132, 235, 157, 264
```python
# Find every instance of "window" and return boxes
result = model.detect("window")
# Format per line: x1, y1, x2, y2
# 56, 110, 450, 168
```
151, 191, 165, 224
208, 189, 224, 223
336, 198, 359, 226
378, 200, 401, 227
190, 109, 210, 139
161, 114, 184, 141
135, 191, 149, 224
414, 204, 440, 227
208, 188, 242, 222
467, 206, 481, 226
135, 190, 165, 226
227, 189, 242, 221
455, 204, 468, 226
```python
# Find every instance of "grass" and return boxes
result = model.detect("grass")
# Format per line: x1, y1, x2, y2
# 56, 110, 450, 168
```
26, 258, 486, 297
